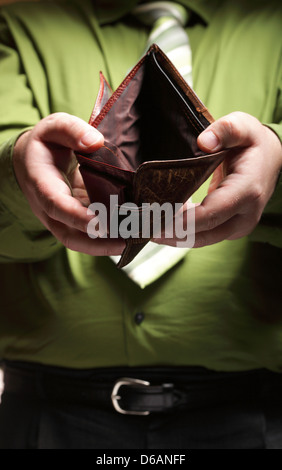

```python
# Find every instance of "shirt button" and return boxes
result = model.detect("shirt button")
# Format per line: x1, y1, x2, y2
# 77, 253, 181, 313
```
135, 312, 145, 325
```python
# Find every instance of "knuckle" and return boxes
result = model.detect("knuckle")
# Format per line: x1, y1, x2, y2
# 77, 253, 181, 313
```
33, 113, 66, 139
202, 208, 220, 231
204, 210, 219, 231
43, 113, 62, 130
34, 113, 87, 149
52, 113, 70, 133
44, 113, 74, 136
33, 180, 49, 200
244, 185, 265, 217
56, 114, 85, 145
46, 112, 69, 124
227, 194, 241, 213
43, 194, 58, 219
220, 115, 242, 143
248, 184, 263, 203
69, 212, 79, 231
231, 111, 248, 121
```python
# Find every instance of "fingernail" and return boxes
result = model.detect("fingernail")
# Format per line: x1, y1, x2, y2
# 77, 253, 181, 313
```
199, 131, 220, 150
81, 129, 103, 148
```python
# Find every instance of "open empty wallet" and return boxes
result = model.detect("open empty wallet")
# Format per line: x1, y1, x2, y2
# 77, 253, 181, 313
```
76, 44, 230, 269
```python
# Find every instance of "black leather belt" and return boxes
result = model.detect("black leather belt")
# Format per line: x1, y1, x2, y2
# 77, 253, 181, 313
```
3, 362, 280, 416
3, 366, 190, 415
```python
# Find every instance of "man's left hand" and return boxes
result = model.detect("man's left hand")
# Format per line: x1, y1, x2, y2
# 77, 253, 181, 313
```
154, 111, 282, 248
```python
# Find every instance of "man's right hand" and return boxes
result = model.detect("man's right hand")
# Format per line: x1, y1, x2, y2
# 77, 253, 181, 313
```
13, 112, 126, 256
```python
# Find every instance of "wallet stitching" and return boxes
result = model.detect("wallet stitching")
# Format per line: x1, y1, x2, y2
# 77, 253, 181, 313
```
93, 57, 146, 128
156, 47, 213, 124
89, 73, 113, 126
90, 74, 105, 126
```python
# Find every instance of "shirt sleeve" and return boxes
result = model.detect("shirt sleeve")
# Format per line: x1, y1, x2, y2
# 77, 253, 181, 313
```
0, 12, 62, 262
249, 72, 282, 248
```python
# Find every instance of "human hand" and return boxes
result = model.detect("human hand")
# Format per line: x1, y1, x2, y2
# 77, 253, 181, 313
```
153, 112, 282, 248
194, 112, 282, 247
13, 112, 126, 256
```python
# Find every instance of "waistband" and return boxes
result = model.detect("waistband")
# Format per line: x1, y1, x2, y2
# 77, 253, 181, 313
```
2, 361, 282, 416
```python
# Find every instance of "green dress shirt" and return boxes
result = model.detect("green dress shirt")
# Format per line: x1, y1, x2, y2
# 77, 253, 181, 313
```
0, 0, 281, 371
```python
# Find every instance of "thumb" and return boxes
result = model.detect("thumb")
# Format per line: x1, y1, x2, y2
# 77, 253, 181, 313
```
197, 112, 258, 153
34, 112, 104, 152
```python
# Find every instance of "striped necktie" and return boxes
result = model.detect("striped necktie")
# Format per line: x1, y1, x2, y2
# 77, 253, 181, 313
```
111, 2, 193, 288
133, 1, 193, 87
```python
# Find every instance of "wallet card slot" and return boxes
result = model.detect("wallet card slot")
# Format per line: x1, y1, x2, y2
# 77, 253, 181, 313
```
77, 155, 134, 185
136, 51, 205, 163
151, 51, 206, 133
78, 141, 134, 172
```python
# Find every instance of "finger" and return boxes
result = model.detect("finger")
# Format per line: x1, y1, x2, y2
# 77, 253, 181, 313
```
31, 167, 92, 232
152, 201, 196, 247
194, 213, 257, 248
68, 166, 86, 189
197, 112, 260, 153
34, 112, 104, 152
68, 169, 90, 206
45, 217, 126, 256
195, 173, 263, 234
71, 188, 90, 207
42, 192, 93, 233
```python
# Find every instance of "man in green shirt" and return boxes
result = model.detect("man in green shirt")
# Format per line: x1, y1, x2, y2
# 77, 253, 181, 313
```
0, 0, 281, 449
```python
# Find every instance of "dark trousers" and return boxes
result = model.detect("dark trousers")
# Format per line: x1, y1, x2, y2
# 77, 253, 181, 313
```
0, 362, 282, 449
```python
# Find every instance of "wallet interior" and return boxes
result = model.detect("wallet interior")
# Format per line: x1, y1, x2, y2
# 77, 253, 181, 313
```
78, 46, 212, 180
76, 46, 229, 268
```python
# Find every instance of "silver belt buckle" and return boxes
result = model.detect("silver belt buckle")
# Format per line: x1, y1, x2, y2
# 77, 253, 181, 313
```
111, 377, 151, 416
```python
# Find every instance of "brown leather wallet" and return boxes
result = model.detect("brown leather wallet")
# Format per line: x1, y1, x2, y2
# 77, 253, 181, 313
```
76, 44, 230, 268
